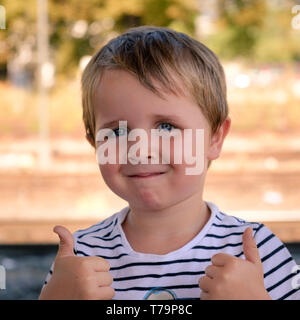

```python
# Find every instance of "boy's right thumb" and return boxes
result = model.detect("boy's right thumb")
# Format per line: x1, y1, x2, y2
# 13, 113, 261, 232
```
53, 225, 75, 258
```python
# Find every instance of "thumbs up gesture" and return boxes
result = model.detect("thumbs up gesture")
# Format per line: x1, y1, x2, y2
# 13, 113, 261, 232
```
198, 227, 272, 300
39, 226, 115, 300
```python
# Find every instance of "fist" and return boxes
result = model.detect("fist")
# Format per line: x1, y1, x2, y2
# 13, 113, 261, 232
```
198, 227, 272, 300
39, 225, 115, 300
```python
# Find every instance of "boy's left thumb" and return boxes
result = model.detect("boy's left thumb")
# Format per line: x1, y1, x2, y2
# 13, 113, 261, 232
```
242, 227, 262, 266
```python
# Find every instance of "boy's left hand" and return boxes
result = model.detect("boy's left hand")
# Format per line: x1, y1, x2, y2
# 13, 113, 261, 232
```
198, 227, 272, 300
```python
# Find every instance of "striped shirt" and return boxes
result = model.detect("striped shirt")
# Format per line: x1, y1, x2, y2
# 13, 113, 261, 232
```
44, 201, 300, 300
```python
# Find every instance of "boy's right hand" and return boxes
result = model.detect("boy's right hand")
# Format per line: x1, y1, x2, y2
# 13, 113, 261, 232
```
38, 225, 115, 300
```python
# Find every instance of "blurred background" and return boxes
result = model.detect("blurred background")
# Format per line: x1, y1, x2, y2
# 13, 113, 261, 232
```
0, 0, 300, 299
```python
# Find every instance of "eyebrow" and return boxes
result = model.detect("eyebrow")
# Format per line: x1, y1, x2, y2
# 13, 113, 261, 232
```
97, 114, 183, 130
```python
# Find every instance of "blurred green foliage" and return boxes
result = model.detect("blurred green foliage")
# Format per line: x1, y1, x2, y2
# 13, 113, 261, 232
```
0, 0, 198, 76
205, 0, 300, 63
212, 0, 267, 58
0, 0, 299, 77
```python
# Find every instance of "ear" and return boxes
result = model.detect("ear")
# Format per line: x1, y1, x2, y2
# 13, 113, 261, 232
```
207, 116, 231, 161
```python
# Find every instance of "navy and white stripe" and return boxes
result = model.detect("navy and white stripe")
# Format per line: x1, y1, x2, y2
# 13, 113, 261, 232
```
43, 201, 300, 300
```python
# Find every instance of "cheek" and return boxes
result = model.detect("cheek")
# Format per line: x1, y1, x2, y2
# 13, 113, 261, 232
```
172, 164, 203, 184
168, 164, 204, 200
168, 129, 208, 170
99, 164, 121, 189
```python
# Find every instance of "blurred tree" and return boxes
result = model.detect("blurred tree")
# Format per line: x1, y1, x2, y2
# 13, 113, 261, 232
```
213, 0, 267, 58
0, 0, 198, 79
1, 0, 299, 80
253, 2, 300, 63
203, 0, 300, 63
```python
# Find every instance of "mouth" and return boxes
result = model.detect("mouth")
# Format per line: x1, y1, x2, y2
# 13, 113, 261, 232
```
128, 172, 166, 179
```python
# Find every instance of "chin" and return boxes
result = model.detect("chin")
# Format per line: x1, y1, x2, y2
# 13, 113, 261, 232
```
125, 195, 167, 212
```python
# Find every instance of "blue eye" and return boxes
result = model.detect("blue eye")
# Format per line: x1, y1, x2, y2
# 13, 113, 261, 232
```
112, 127, 128, 137
158, 122, 175, 132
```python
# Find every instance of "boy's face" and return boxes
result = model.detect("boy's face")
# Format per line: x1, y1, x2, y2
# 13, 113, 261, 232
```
93, 69, 229, 211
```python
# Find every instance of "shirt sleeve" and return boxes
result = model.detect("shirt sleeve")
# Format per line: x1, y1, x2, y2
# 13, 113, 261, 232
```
42, 261, 54, 288
254, 223, 300, 300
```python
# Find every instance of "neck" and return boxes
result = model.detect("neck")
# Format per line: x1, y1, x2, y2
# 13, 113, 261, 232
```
122, 192, 210, 241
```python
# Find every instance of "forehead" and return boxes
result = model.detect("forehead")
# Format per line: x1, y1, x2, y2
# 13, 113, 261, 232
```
93, 69, 202, 127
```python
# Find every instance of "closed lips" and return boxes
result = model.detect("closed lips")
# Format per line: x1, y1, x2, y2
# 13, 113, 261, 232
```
128, 172, 165, 177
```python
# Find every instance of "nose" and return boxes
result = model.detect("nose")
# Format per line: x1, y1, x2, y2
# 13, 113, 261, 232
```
128, 153, 153, 164
127, 130, 160, 164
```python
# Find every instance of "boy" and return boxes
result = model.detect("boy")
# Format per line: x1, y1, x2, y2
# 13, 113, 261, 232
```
39, 26, 300, 300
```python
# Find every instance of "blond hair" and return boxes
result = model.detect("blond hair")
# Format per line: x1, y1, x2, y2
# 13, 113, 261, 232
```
82, 25, 228, 163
